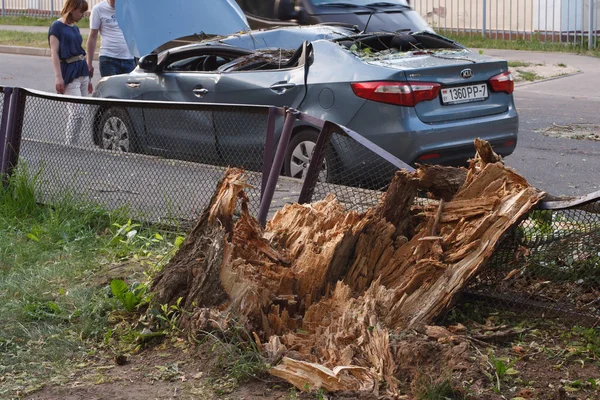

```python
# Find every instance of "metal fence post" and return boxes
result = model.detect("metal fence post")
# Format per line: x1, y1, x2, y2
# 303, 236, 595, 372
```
257, 108, 298, 227
298, 121, 336, 205
589, 0, 595, 49
1, 87, 25, 184
1, 0, 4, 17
482, 0, 487, 38
0, 87, 13, 182
260, 106, 279, 202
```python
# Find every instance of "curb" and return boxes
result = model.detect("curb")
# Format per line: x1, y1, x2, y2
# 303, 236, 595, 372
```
514, 70, 583, 88
0, 45, 99, 59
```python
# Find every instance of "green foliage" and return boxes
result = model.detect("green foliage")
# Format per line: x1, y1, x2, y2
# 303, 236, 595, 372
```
0, 15, 90, 28
414, 374, 466, 400
199, 324, 268, 390
439, 30, 600, 58
0, 30, 89, 48
515, 70, 540, 81
110, 279, 149, 312
0, 167, 181, 397
528, 210, 554, 236
508, 61, 533, 67
484, 351, 519, 393
154, 297, 184, 332
22, 300, 67, 322
562, 326, 600, 360
110, 219, 166, 258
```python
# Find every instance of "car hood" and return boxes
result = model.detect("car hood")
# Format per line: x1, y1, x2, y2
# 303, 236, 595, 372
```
116, 0, 250, 58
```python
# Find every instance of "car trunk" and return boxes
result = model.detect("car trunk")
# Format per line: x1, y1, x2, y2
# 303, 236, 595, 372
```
343, 32, 512, 123
389, 57, 510, 123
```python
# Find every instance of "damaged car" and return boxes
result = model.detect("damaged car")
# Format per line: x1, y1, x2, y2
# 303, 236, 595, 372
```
92, 0, 518, 180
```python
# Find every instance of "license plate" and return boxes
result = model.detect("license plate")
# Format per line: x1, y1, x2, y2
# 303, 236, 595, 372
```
441, 84, 488, 104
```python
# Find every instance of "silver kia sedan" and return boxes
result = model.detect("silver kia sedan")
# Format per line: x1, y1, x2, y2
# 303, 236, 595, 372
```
93, 0, 518, 180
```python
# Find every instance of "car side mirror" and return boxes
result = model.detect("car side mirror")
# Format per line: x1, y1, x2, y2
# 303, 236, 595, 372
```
275, 0, 297, 20
138, 54, 158, 72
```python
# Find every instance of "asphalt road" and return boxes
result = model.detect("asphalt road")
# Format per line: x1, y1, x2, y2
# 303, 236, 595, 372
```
1, 51, 599, 199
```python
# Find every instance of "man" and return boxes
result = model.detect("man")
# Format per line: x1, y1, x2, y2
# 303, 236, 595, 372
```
86, 0, 135, 77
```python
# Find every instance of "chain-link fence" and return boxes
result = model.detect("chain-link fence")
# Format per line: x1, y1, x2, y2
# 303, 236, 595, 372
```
1, 86, 599, 326
15, 89, 277, 225
471, 202, 600, 325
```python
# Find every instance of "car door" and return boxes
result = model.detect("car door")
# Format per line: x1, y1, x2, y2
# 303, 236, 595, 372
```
139, 50, 243, 164
207, 47, 309, 170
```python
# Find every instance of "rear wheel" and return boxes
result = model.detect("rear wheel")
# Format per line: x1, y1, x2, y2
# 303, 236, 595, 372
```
284, 129, 334, 182
97, 108, 137, 152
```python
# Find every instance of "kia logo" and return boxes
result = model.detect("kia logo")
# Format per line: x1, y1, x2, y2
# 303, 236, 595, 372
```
460, 69, 473, 79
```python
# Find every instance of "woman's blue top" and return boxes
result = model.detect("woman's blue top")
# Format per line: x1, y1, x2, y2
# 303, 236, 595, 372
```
48, 20, 89, 85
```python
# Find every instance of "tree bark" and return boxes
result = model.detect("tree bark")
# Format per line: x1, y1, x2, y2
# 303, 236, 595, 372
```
150, 141, 545, 395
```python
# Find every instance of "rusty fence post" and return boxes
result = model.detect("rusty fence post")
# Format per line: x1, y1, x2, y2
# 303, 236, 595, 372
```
260, 106, 280, 202
257, 108, 298, 227
298, 121, 336, 205
0, 87, 13, 184
1, 87, 25, 185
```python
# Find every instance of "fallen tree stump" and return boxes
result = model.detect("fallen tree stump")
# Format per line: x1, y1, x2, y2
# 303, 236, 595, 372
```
150, 140, 545, 396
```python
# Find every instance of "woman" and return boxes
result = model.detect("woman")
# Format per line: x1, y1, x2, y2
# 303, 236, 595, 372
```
48, 0, 92, 145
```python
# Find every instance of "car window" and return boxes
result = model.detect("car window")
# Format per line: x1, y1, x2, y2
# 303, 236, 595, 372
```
236, 0, 276, 18
165, 55, 232, 72
218, 45, 307, 72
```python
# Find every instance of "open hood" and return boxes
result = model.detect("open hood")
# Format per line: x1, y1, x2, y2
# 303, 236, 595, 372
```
116, 0, 251, 58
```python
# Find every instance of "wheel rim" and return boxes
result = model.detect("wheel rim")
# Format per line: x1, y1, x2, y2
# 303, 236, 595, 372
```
289, 140, 327, 181
101, 116, 130, 152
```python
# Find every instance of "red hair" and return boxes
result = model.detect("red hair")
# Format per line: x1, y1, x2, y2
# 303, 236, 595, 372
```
60, 0, 89, 24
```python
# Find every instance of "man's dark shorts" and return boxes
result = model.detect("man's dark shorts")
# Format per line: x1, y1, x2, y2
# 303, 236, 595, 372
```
99, 56, 136, 77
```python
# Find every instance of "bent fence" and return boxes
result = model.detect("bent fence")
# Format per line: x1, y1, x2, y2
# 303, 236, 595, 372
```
0, 85, 598, 326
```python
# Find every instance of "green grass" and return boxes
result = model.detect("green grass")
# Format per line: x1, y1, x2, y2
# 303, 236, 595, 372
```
414, 376, 466, 399
0, 15, 90, 28
440, 30, 600, 58
0, 29, 88, 48
508, 60, 533, 68
0, 164, 180, 397
515, 69, 540, 81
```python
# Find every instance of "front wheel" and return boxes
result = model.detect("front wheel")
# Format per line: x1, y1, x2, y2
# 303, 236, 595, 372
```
96, 108, 137, 152
284, 130, 336, 183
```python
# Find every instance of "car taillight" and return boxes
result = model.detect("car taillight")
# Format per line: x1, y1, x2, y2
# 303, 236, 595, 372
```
351, 81, 441, 107
489, 71, 514, 94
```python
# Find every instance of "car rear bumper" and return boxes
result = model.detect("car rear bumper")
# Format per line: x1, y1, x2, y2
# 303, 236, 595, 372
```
345, 101, 519, 167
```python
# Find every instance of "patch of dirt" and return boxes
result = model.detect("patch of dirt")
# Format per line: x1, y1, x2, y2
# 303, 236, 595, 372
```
513, 63, 579, 83
22, 311, 600, 400
537, 123, 600, 141
24, 338, 309, 400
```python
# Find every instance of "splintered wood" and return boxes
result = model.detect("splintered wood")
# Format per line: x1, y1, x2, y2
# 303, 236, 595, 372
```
151, 140, 545, 396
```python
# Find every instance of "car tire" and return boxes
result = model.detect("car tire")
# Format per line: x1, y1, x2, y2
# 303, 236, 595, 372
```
284, 129, 337, 183
96, 108, 138, 152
